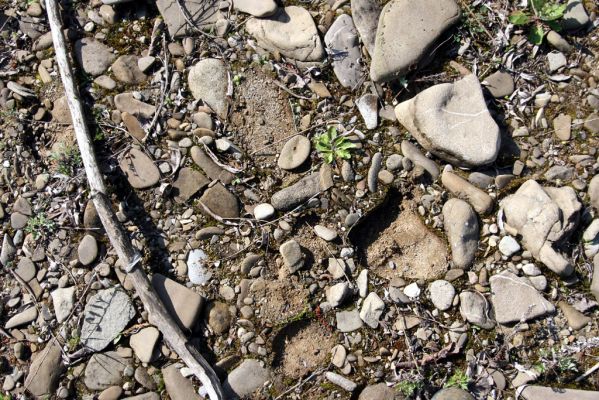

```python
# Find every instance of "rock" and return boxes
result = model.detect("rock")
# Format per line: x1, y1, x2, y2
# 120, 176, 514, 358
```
323, 14, 362, 89
23, 339, 65, 397
429, 280, 455, 311
95, 75, 117, 90
396, 75, 500, 167
0, 234, 16, 267
331, 344, 346, 368
114, 93, 156, 119
327, 282, 350, 308
336, 309, 364, 332
206, 301, 231, 334
78, 234, 98, 266
498, 236, 520, 257
5, 306, 38, 329
277, 135, 311, 170
584, 220, 599, 258
442, 170, 494, 215
558, 301, 591, 330
432, 387, 475, 400
356, 94, 378, 129
84, 351, 131, 390
190, 146, 235, 184
112, 55, 147, 84
271, 173, 320, 211
401, 140, 439, 179
119, 148, 161, 189
130, 327, 159, 363
199, 183, 240, 219
501, 180, 581, 276
246, 6, 325, 62
546, 30, 572, 53
73, 38, 116, 76
187, 249, 211, 285
137, 56, 155, 73
357, 269, 368, 298
585, 113, 599, 134
80, 287, 135, 352
544, 165, 574, 182
386, 154, 403, 171
123, 393, 160, 400
459, 291, 494, 329
443, 198, 478, 268
253, 203, 275, 220
121, 112, 146, 141
172, 167, 209, 203
547, 51, 567, 72
520, 386, 599, 400
359, 292, 384, 328
350, 0, 381, 54
162, 364, 202, 400
371, 0, 460, 82
562, 0, 589, 31
99, 386, 123, 400
314, 225, 337, 241
156, 0, 223, 38
51, 286, 75, 323
152, 274, 204, 330
188, 59, 228, 119
15, 257, 36, 281
223, 359, 271, 398
484, 71, 515, 98
51, 96, 72, 124
490, 271, 555, 325
358, 383, 396, 400
280, 240, 304, 273
325, 372, 357, 392
368, 152, 382, 192
233, 0, 277, 17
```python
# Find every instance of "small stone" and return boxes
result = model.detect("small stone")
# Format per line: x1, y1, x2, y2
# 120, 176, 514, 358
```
331, 345, 347, 368
325, 371, 357, 392
547, 51, 567, 72
130, 327, 159, 363
484, 71, 515, 98
152, 274, 204, 330
498, 236, 520, 257
459, 291, 494, 329
24, 339, 66, 397
199, 183, 240, 219
553, 113, 572, 140
5, 306, 38, 329
112, 55, 147, 84
277, 135, 311, 170
188, 59, 228, 119
327, 282, 350, 308
336, 309, 364, 332
51, 287, 75, 323
359, 292, 384, 328
429, 280, 455, 311
280, 240, 304, 273
233, 0, 277, 17
253, 203, 275, 220
74, 38, 116, 76
78, 234, 98, 266
314, 225, 337, 241
223, 359, 271, 398
558, 301, 591, 330
356, 94, 378, 129
432, 387, 475, 400
119, 148, 161, 189
206, 302, 231, 334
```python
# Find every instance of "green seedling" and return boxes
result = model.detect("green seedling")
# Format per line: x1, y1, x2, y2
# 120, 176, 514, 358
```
314, 126, 356, 164
509, 0, 567, 45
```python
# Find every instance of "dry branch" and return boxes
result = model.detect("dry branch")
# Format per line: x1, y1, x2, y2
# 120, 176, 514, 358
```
44, 1, 225, 398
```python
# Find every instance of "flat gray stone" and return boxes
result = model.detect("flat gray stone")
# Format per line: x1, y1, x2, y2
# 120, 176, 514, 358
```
15, 257, 36, 281
271, 173, 320, 211
356, 94, 378, 129
442, 170, 494, 215
24, 339, 66, 397
359, 383, 396, 400
246, 6, 325, 62
199, 182, 240, 219
112, 55, 147, 84
521, 386, 599, 400
279, 239, 304, 273
336, 309, 364, 332
74, 38, 116, 76
51, 286, 76, 323
130, 327, 159, 363
172, 167, 209, 203
78, 234, 98, 266
360, 292, 384, 328
459, 291, 494, 329
152, 274, 204, 330
432, 388, 475, 400
80, 287, 135, 352
490, 271, 555, 325
119, 148, 161, 189
223, 359, 271, 398
371, 0, 460, 82
206, 301, 231, 334
84, 351, 131, 390
190, 146, 235, 184
324, 14, 362, 89
562, 0, 590, 31
429, 280, 455, 311
163, 364, 202, 400
0, 234, 16, 267
188, 59, 228, 119
396, 74, 501, 168
484, 71, 514, 98
156, 0, 224, 38
5, 306, 38, 329
401, 140, 439, 179
114, 93, 156, 119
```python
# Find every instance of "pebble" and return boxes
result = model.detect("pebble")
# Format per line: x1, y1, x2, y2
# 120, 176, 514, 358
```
498, 236, 520, 256
367, 152, 382, 192
78, 234, 98, 266
314, 225, 338, 241
279, 240, 304, 273
429, 280, 455, 311
253, 203, 275, 220
277, 135, 311, 170
325, 371, 357, 392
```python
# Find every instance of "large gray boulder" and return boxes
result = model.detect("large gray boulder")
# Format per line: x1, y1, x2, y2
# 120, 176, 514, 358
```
395, 74, 501, 168
246, 6, 324, 62
24, 339, 66, 397
501, 180, 581, 277
324, 14, 362, 89
370, 0, 460, 82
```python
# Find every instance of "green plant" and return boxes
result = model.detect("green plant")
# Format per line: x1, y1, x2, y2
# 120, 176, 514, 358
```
314, 126, 357, 164
25, 213, 56, 240
557, 356, 578, 373
51, 145, 82, 176
67, 334, 80, 352
396, 380, 422, 397
509, 0, 567, 45
445, 369, 470, 390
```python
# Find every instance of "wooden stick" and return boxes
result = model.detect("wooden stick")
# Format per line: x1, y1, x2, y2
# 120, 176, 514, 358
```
44, 1, 225, 399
